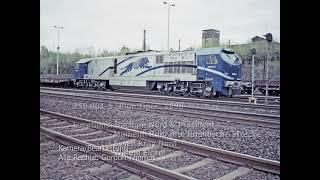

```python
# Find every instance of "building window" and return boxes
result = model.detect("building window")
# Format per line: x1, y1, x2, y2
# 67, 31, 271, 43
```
156, 55, 164, 64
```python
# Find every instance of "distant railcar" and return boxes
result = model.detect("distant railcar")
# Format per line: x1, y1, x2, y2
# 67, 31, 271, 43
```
74, 47, 242, 97
241, 80, 280, 96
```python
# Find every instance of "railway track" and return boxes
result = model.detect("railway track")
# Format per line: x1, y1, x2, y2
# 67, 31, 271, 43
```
40, 110, 280, 179
40, 85, 280, 105
40, 90, 280, 128
219, 96, 280, 105
110, 87, 280, 105
40, 87, 280, 113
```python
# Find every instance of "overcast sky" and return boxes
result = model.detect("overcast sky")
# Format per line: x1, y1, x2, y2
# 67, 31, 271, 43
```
40, 0, 280, 53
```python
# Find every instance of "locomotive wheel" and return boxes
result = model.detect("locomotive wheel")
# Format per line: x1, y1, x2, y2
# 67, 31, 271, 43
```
183, 92, 191, 96
159, 88, 164, 94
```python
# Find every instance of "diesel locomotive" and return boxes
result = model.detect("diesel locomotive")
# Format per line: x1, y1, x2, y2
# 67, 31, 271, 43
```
73, 47, 242, 97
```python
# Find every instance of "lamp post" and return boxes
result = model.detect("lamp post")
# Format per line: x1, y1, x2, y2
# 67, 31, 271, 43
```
53, 26, 64, 75
264, 33, 273, 104
163, 1, 175, 51
251, 48, 256, 100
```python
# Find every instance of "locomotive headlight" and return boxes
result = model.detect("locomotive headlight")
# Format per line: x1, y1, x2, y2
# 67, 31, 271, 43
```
205, 87, 212, 91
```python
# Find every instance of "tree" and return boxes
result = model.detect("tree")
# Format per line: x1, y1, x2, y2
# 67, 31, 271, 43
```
40, 45, 97, 75
118, 46, 130, 55
99, 50, 114, 57
40, 46, 49, 58
40, 46, 49, 74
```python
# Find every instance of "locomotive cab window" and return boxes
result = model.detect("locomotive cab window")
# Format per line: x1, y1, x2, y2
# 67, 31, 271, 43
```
221, 50, 242, 65
206, 55, 217, 64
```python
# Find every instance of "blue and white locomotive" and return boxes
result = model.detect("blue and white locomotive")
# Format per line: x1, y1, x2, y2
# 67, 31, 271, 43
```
74, 47, 242, 97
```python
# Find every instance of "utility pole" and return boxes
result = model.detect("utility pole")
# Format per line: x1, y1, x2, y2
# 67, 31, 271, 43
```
143, 29, 146, 51
53, 26, 64, 75
263, 57, 266, 83
178, 39, 181, 51
163, 1, 175, 51
250, 48, 256, 104
264, 33, 273, 104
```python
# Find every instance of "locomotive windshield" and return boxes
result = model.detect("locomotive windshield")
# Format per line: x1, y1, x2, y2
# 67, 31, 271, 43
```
221, 49, 242, 65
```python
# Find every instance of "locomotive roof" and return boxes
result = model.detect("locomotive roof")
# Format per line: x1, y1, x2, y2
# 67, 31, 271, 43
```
76, 58, 95, 64
75, 51, 192, 64
196, 47, 235, 55
75, 47, 236, 64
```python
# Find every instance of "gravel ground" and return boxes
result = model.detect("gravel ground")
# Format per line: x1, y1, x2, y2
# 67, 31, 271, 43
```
150, 153, 203, 170
41, 89, 280, 115
40, 95, 280, 161
183, 161, 239, 179
234, 170, 280, 180
40, 134, 137, 179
